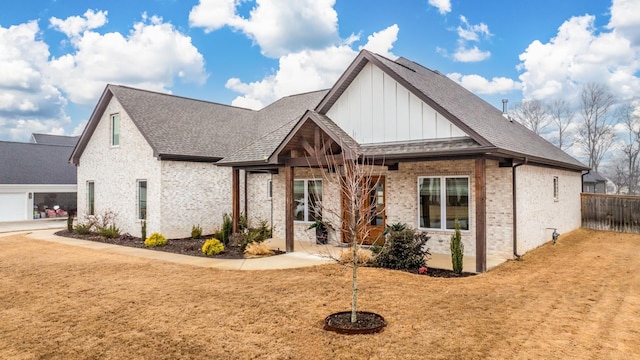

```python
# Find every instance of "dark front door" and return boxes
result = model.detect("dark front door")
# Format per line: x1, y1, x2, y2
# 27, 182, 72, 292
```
342, 176, 386, 245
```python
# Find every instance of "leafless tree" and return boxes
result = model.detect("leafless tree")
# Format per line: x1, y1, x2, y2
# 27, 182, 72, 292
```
576, 82, 617, 172
509, 99, 550, 135
614, 101, 640, 194
305, 144, 384, 323
547, 98, 575, 150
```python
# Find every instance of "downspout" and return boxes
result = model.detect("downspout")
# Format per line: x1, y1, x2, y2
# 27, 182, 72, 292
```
244, 170, 248, 220
513, 158, 528, 259
581, 170, 590, 193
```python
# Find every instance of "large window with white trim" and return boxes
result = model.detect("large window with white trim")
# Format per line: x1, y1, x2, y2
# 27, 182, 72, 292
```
418, 176, 469, 231
293, 179, 322, 222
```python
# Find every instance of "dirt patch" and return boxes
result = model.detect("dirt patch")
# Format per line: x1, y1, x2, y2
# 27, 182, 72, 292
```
1, 228, 639, 359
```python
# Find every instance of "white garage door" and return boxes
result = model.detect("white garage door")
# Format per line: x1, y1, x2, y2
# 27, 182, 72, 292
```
0, 193, 27, 222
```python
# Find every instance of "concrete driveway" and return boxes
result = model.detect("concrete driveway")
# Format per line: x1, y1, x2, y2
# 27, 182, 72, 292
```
0, 218, 67, 234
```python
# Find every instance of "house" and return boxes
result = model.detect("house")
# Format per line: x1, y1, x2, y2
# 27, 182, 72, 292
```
0, 134, 79, 222
582, 171, 607, 194
72, 50, 588, 272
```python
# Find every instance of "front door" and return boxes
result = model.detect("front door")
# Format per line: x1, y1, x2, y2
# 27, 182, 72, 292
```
342, 176, 386, 245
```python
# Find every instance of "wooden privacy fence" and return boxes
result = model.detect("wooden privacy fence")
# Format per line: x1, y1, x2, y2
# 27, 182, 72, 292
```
581, 193, 640, 233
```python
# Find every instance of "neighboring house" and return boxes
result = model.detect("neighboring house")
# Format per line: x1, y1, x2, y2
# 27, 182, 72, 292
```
0, 135, 78, 222
72, 50, 588, 272
582, 171, 607, 194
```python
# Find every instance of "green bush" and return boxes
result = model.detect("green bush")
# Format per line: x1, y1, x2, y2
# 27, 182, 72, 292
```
202, 238, 225, 256
98, 225, 121, 239
450, 220, 464, 274
374, 227, 430, 271
145, 232, 167, 247
191, 224, 202, 239
67, 212, 74, 232
141, 220, 147, 242
74, 223, 92, 235
220, 213, 233, 245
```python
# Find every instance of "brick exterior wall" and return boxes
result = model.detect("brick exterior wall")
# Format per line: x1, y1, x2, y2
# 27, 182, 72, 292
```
485, 160, 514, 259
246, 172, 273, 227
160, 161, 232, 238
77, 97, 162, 237
515, 165, 582, 254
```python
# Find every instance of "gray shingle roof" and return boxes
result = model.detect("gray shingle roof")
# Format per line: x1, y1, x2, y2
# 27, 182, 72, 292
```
583, 171, 607, 183
71, 86, 328, 164
368, 53, 587, 170
31, 134, 79, 147
0, 141, 77, 184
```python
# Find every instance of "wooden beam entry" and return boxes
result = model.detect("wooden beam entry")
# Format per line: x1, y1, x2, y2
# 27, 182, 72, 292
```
475, 158, 487, 273
232, 168, 240, 234
285, 166, 294, 253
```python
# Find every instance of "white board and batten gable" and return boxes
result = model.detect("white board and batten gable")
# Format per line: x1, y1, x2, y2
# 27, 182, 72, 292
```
326, 62, 467, 144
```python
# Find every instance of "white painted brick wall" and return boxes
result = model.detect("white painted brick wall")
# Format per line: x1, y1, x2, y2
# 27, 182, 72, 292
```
77, 97, 162, 237
246, 173, 273, 227
515, 165, 582, 253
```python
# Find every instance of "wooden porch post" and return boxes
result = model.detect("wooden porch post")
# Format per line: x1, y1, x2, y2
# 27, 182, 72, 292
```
232, 168, 240, 234
285, 166, 294, 252
475, 158, 487, 273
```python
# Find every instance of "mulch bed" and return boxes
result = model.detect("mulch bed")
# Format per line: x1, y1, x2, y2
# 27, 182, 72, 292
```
418, 267, 476, 278
54, 230, 283, 259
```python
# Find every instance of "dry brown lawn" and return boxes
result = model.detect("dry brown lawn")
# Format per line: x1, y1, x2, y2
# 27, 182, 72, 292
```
1, 229, 639, 359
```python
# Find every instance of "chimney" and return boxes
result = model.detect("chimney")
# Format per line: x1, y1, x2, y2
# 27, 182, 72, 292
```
502, 99, 508, 114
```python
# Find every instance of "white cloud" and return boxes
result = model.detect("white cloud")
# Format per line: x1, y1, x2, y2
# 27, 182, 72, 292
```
227, 25, 400, 109
0, 21, 70, 141
359, 24, 399, 59
457, 15, 490, 41
48, 12, 207, 105
189, 0, 339, 58
453, 46, 490, 62
607, 0, 640, 45
518, 11, 640, 102
447, 73, 522, 95
428, 0, 451, 15
49, 9, 108, 39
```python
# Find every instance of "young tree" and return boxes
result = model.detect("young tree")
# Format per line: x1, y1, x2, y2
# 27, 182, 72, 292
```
509, 99, 550, 135
547, 98, 575, 150
576, 82, 617, 172
614, 101, 640, 194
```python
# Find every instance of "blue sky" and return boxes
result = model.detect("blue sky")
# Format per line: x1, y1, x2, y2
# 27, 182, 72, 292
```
0, 0, 638, 143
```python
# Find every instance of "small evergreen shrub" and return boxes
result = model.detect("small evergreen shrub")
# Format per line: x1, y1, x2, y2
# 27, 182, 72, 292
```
191, 224, 202, 239
202, 238, 224, 256
67, 212, 74, 232
98, 225, 121, 238
221, 213, 233, 245
450, 219, 464, 274
145, 232, 167, 247
75, 223, 92, 235
141, 220, 147, 242
374, 227, 430, 270
244, 242, 273, 257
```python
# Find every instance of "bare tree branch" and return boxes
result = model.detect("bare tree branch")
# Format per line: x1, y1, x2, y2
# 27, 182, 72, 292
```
547, 98, 575, 150
576, 82, 617, 171
509, 99, 550, 135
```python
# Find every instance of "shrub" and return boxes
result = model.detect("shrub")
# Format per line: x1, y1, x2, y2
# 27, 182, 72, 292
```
141, 220, 147, 242
374, 227, 430, 271
191, 224, 202, 239
75, 223, 92, 235
67, 212, 74, 232
220, 213, 233, 245
244, 242, 273, 257
145, 232, 167, 247
98, 225, 121, 238
202, 238, 225, 256
339, 247, 373, 265
450, 219, 464, 274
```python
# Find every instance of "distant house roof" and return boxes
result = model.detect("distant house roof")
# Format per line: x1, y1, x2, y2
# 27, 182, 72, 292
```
31, 134, 79, 147
71, 85, 328, 164
221, 50, 588, 171
0, 141, 77, 184
583, 171, 607, 183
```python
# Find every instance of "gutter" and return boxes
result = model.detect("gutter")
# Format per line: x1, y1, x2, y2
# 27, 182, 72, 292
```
581, 170, 590, 193
513, 157, 528, 259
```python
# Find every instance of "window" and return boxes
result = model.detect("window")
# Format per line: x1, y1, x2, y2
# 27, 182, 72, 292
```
267, 180, 272, 199
293, 179, 322, 222
137, 180, 147, 220
111, 113, 120, 146
418, 176, 469, 231
553, 176, 559, 202
87, 181, 95, 215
